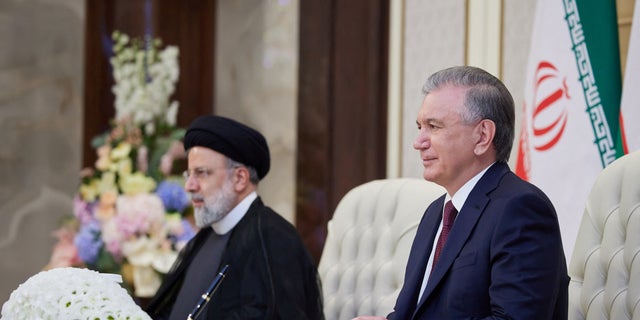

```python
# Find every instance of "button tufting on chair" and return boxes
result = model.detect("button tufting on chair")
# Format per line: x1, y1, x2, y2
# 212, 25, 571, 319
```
569, 150, 640, 320
318, 178, 445, 320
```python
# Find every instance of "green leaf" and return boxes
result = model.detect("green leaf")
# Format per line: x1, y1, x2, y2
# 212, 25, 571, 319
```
91, 248, 121, 275
170, 128, 186, 140
91, 133, 108, 150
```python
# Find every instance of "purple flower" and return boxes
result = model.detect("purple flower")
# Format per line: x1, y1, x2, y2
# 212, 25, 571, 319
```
73, 196, 95, 225
178, 219, 196, 242
74, 220, 103, 265
156, 180, 190, 213
169, 219, 197, 250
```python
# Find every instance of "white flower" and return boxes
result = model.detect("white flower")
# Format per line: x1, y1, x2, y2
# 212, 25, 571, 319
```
110, 32, 180, 129
151, 250, 179, 274
131, 265, 162, 298
121, 238, 178, 298
1, 267, 151, 320
122, 236, 160, 267
166, 101, 179, 126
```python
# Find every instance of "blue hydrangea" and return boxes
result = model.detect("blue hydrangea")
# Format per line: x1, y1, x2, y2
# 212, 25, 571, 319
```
156, 180, 190, 213
74, 220, 103, 265
177, 219, 196, 242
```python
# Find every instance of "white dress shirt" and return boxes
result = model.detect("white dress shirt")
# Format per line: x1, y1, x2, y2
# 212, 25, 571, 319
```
416, 163, 494, 303
211, 191, 257, 235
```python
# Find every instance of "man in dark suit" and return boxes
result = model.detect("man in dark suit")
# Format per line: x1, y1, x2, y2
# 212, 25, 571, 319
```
146, 115, 323, 319
354, 66, 568, 319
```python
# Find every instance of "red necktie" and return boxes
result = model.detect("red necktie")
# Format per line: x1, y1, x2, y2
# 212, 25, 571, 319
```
433, 200, 458, 267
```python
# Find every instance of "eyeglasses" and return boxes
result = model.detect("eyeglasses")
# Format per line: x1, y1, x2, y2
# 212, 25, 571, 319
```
183, 167, 214, 181
183, 165, 242, 181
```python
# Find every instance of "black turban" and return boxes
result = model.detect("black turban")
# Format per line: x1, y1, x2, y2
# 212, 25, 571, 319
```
183, 115, 271, 180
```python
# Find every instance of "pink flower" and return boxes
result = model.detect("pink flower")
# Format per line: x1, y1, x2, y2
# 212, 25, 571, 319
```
79, 167, 94, 179
101, 194, 166, 258
104, 239, 124, 261
115, 194, 166, 238
73, 196, 94, 225
137, 146, 149, 173
159, 141, 186, 176
46, 227, 82, 269
101, 220, 124, 258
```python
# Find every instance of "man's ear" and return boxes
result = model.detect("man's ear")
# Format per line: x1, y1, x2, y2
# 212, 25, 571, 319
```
474, 119, 496, 156
232, 166, 250, 192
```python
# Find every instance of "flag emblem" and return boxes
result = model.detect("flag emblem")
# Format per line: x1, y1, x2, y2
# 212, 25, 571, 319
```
531, 61, 570, 151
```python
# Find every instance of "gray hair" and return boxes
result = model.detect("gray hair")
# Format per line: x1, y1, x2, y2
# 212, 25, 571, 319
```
226, 157, 260, 184
422, 66, 515, 162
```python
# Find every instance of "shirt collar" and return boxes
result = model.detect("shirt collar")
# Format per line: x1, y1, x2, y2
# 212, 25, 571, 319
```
447, 162, 495, 212
211, 191, 257, 235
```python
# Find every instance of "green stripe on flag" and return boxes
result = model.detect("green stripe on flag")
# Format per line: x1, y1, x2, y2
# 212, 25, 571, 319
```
564, 0, 623, 167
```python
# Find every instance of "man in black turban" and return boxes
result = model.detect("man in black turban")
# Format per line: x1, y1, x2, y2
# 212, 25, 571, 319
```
146, 115, 324, 320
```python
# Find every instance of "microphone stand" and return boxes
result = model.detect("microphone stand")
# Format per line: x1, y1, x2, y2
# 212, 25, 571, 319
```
187, 264, 229, 320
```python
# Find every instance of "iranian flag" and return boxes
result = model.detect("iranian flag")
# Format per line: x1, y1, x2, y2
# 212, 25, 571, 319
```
515, 0, 623, 259
619, 2, 640, 154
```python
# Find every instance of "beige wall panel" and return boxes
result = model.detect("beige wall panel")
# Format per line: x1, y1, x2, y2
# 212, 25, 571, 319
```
0, 0, 84, 304
502, 0, 537, 167
216, 0, 299, 223
401, 0, 467, 178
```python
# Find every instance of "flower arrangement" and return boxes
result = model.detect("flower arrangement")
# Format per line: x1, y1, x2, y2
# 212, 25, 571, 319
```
1, 267, 151, 319
46, 31, 196, 298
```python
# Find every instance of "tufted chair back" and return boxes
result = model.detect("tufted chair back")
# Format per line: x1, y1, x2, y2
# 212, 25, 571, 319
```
319, 178, 445, 320
569, 150, 640, 319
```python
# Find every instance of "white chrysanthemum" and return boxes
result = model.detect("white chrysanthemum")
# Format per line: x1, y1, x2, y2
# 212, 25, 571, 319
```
1, 267, 151, 320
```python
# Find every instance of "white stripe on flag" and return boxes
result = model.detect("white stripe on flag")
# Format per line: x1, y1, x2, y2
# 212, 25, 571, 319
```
516, 0, 622, 260
620, 2, 640, 154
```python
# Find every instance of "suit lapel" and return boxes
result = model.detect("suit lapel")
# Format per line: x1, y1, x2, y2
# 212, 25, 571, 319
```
405, 198, 444, 302
414, 163, 510, 314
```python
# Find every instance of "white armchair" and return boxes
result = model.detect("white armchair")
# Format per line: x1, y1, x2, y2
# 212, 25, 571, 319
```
569, 150, 640, 319
318, 178, 445, 320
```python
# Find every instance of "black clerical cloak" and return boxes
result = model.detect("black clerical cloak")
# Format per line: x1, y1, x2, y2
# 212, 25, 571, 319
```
146, 197, 324, 319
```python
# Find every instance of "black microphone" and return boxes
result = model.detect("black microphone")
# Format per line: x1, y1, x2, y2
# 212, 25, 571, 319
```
187, 264, 229, 320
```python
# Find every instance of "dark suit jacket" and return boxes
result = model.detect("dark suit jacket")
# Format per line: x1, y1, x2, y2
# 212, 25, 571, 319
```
388, 162, 569, 320
146, 197, 324, 320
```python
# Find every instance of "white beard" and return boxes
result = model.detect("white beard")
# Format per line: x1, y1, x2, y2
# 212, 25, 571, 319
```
193, 177, 236, 227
